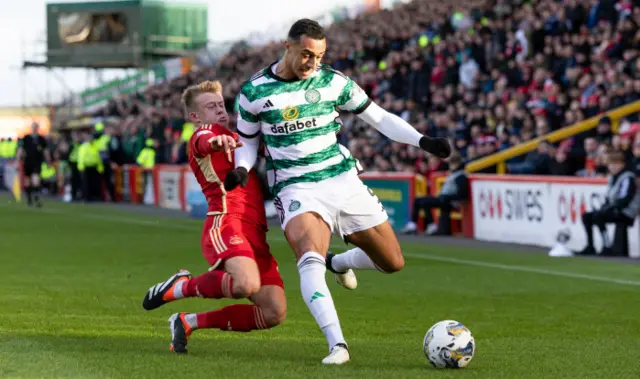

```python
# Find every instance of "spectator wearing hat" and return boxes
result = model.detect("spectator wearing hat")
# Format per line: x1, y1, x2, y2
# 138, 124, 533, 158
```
595, 116, 614, 143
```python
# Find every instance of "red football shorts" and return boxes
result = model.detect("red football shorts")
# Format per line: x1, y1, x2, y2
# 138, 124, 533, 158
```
201, 214, 283, 289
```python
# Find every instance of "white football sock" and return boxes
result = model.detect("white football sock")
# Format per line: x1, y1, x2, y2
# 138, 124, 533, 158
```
331, 247, 381, 272
172, 279, 187, 299
298, 252, 346, 350
184, 313, 199, 329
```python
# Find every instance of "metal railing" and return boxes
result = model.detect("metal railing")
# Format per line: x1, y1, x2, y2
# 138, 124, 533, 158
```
465, 100, 640, 174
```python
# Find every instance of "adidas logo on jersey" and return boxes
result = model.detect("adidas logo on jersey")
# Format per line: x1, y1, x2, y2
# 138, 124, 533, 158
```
270, 119, 318, 134
263, 100, 274, 109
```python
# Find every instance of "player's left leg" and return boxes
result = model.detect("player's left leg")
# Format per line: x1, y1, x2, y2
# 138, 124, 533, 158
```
180, 283, 285, 331
327, 180, 404, 276
249, 284, 286, 327
338, 221, 404, 273
248, 242, 286, 327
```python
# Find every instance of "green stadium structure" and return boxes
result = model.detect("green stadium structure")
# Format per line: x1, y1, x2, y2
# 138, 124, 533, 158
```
24, 0, 208, 69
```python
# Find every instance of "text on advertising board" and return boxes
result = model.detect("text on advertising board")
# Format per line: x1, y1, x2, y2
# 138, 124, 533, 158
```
477, 188, 543, 222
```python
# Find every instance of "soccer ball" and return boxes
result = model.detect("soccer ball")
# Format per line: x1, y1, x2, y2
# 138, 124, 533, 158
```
423, 320, 475, 369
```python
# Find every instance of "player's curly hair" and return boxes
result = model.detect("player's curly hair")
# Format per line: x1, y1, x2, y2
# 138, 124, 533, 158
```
181, 80, 223, 114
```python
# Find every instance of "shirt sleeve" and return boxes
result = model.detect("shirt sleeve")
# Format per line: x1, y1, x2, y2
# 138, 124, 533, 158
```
236, 86, 261, 139
336, 76, 372, 114
191, 129, 215, 158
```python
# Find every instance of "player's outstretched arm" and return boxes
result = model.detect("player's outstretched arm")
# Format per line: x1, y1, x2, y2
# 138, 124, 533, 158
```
356, 101, 451, 159
226, 88, 260, 191
209, 135, 243, 162
193, 132, 242, 162
335, 72, 450, 159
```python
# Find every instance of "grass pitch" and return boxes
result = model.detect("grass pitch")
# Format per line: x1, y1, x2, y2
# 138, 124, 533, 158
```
1, 198, 640, 378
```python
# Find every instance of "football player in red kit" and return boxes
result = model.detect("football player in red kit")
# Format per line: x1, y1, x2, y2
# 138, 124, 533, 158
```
142, 80, 286, 354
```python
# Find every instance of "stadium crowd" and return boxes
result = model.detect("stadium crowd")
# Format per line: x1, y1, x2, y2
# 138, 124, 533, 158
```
3, 0, 640, 200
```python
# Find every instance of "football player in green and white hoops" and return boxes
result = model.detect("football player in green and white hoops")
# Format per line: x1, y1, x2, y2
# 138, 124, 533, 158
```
225, 18, 451, 365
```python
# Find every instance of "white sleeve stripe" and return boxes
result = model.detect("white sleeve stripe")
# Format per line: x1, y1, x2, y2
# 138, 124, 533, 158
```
619, 178, 630, 198
237, 93, 254, 109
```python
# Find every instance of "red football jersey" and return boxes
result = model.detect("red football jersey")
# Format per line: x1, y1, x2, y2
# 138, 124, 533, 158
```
188, 124, 266, 228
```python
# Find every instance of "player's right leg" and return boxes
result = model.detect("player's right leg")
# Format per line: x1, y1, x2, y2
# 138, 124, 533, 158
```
142, 263, 255, 311
282, 210, 350, 365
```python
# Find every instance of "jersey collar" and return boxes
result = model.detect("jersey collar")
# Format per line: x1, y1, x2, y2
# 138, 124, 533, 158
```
265, 60, 319, 83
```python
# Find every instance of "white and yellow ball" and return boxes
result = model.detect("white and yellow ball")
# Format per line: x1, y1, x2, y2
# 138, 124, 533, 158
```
423, 320, 475, 369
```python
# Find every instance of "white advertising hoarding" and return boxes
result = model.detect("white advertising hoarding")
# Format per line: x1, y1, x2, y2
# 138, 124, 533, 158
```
157, 170, 182, 210
473, 180, 547, 246
472, 176, 640, 258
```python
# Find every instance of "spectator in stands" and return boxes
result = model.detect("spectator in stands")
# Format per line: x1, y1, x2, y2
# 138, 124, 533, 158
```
74, 0, 639, 178
578, 150, 640, 256
550, 146, 576, 176
576, 137, 601, 176
157, 127, 174, 164
595, 116, 614, 143
169, 131, 188, 164
400, 151, 469, 236
507, 140, 553, 175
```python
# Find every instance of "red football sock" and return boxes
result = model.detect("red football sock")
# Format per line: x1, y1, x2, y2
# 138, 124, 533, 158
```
182, 270, 236, 299
196, 304, 269, 332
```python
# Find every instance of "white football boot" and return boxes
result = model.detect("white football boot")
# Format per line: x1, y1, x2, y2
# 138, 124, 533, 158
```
326, 253, 357, 290
322, 343, 350, 365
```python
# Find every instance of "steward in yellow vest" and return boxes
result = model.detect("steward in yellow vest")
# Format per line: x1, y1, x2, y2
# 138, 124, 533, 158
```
136, 139, 156, 170
78, 135, 104, 202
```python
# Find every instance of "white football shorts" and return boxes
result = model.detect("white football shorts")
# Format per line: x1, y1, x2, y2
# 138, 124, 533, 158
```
274, 167, 388, 239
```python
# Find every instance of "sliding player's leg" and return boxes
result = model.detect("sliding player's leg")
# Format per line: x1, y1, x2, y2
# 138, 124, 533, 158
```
168, 240, 288, 354
248, 228, 286, 328
282, 209, 350, 365
249, 285, 286, 329
169, 234, 288, 353
142, 215, 260, 310
167, 256, 266, 354
142, 255, 260, 309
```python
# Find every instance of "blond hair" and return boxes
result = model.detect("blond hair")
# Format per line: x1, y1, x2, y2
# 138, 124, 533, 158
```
181, 80, 223, 114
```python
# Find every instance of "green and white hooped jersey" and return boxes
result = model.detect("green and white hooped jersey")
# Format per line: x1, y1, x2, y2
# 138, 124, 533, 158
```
236, 62, 371, 196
